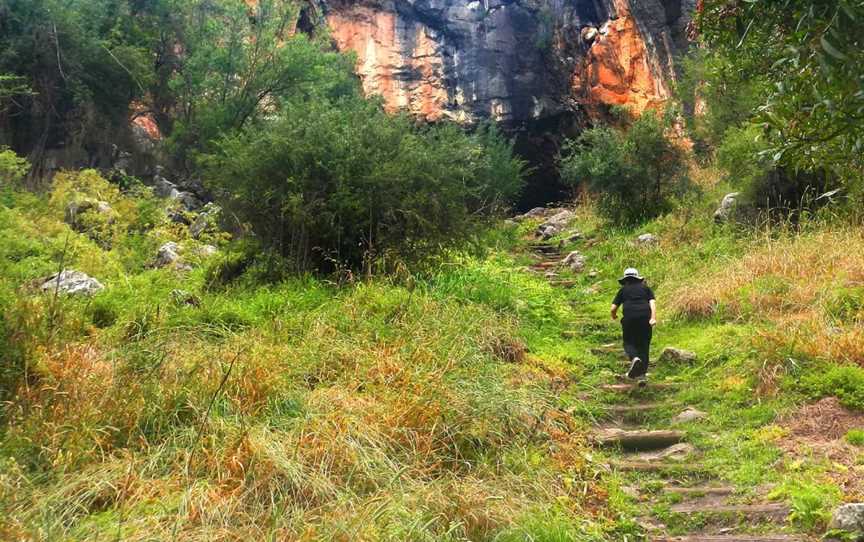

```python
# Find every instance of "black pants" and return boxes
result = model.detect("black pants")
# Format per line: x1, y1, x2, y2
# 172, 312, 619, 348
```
622, 316, 652, 377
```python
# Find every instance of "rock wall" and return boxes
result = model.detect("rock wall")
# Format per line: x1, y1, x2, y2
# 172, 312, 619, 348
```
321, 0, 694, 125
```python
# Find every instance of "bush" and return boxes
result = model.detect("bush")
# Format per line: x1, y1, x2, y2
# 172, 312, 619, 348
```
559, 113, 690, 225
0, 148, 29, 186
203, 98, 525, 271
799, 365, 864, 411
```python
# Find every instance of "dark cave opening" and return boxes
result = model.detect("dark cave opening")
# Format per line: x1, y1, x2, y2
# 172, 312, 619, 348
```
508, 111, 589, 212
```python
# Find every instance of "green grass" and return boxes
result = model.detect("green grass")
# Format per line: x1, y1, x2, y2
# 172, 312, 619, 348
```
0, 174, 861, 540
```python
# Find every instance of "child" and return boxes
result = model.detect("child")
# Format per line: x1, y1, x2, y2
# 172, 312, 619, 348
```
610, 268, 657, 382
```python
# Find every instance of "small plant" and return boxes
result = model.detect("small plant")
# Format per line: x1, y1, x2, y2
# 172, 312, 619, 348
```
0, 147, 29, 186
845, 429, 864, 447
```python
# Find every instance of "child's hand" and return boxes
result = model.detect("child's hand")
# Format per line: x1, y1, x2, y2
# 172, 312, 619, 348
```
649, 318, 657, 326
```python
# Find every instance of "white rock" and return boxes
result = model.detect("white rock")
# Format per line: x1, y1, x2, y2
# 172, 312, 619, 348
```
672, 408, 708, 424
41, 270, 104, 296
659, 347, 698, 364
154, 242, 181, 268
561, 251, 586, 272
636, 233, 658, 245
829, 503, 864, 536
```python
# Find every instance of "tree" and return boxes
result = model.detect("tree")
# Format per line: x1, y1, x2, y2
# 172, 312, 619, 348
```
559, 113, 690, 225
695, 0, 864, 176
203, 97, 526, 271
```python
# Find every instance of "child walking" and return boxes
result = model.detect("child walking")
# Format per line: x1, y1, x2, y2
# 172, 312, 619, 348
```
610, 268, 657, 383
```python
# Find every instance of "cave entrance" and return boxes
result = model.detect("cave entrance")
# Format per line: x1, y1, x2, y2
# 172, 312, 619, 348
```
507, 111, 587, 212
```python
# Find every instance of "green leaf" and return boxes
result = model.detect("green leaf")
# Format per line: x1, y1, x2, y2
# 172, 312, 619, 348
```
820, 35, 848, 60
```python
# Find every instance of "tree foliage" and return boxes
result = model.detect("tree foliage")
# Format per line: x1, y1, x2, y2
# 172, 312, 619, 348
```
695, 0, 864, 176
559, 114, 690, 225
204, 98, 526, 271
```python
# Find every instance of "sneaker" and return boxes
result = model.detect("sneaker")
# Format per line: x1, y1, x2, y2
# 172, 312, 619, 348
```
627, 357, 642, 379
637, 376, 648, 388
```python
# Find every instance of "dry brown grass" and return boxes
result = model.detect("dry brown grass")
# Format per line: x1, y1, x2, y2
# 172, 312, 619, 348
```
671, 228, 864, 321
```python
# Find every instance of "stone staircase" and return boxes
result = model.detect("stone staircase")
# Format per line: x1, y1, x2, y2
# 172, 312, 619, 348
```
593, 381, 808, 541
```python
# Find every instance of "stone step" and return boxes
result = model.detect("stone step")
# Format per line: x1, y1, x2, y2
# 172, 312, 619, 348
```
664, 486, 736, 497
610, 460, 707, 473
531, 261, 559, 269
653, 536, 804, 542
604, 402, 679, 414
600, 382, 678, 393
595, 428, 685, 451
669, 503, 790, 518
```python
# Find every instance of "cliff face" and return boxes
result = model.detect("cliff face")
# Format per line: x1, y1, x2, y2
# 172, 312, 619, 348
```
321, 0, 694, 125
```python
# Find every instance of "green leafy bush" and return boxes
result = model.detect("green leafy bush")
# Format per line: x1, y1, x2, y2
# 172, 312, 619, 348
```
204, 98, 525, 271
559, 113, 691, 225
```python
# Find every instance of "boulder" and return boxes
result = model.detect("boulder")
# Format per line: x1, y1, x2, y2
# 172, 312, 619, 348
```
567, 231, 584, 242
672, 408, 708, 424
828, 503, 864, 539
153, 176, 181, 199
561, 251, 586, 272
636, 233, 658, 245
154, 242, 182, 268
197, 244, 219, 258
537, 210, 575, 240
65, 199, 115, 228
190, 203, 221, 239
178, 192, 203, 212
714, 192, 740, 223
515, 206, 567, 223
41, 270, 104, 296
659, 347, 697, 364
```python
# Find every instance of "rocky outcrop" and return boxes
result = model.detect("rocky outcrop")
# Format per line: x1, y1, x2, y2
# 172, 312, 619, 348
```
322, 0, 694, 124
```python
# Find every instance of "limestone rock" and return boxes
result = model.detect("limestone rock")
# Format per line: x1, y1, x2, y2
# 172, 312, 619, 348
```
714, 192, 740, 223
41, 270, 104, 296
672, 408, 708, 424
636, 233, 658, 245
153, 175, 181, 199
197, 244, 219, 258
659, 347, 697, 364
322, 0, 693, 123
190, 203, 221, 239
65, 199, 115, 228
515, 206, 567, 222
561, 251, 586, 272
154, 242, 182, 268
829, 503, 864, 538
537, 210, 575, 240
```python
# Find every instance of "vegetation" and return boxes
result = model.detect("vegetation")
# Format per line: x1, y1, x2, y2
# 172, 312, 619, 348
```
205, 107, 524, 270
558, 113, 691, 225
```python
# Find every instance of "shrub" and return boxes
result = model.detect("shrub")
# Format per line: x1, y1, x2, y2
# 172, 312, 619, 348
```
559, 113, 691, 225
799, 365, 864, 411
0, 148, 29, 186
203, 98, 525, 271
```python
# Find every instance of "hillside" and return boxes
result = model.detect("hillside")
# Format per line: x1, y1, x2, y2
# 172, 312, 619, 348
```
1, 163, 862, 540
2, 0, 864, 541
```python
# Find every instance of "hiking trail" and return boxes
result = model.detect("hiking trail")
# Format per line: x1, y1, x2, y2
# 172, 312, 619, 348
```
524, 240, 812, 542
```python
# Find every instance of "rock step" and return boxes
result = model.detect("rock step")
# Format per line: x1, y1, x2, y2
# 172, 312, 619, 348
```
595, 428, 685, 451
610, 460, 706, 473
664, 486, 735, 496
531, 261, 559, 269
653, 536, 804, 542
600, 383, 678, 392
603, 402, 679, 414
669, 503, 789, 518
